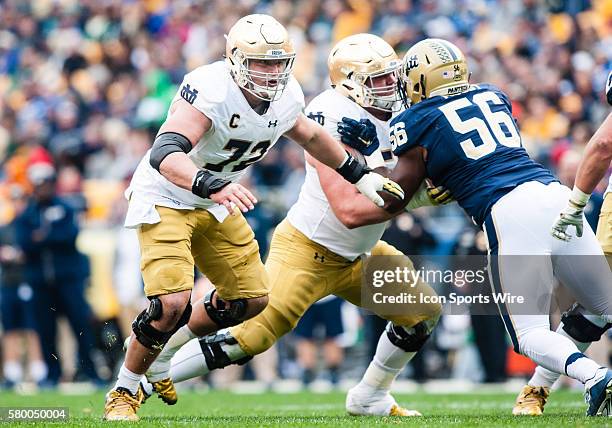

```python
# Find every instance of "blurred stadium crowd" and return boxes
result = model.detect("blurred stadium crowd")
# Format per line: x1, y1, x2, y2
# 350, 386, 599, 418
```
0, 0, 610, 389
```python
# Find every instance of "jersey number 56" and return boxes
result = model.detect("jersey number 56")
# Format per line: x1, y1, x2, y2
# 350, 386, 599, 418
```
439, 91, 521, 160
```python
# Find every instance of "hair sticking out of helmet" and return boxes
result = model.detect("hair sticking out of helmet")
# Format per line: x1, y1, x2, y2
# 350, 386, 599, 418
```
399, 38, 470, 106
225, 14, 296, 102
328, 34, 403, 112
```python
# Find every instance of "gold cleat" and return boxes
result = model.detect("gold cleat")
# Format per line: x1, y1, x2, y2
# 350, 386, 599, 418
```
103, 387, 141, 421
512, 385, 550, 415
151, 378, 178, 405
389, 404, 422, 417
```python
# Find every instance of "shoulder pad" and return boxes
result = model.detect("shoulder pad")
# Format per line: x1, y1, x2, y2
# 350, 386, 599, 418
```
177, 62, 230, 109
283, 75, 306, 111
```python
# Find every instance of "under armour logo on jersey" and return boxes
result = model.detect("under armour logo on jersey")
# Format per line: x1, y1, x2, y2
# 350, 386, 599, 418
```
314, 252, 325, 263
180, 84, 199, 104
268, 120, 278, 128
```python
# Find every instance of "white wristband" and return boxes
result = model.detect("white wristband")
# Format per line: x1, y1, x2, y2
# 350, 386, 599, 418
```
570, 185, 591, 207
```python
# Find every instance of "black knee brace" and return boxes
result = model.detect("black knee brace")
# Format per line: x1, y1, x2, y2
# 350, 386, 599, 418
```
203, 289, 248, 328
132, 297, 192, 351
386, 321, 432, 352
198, 330, 252, 370
561, 304, 611, 343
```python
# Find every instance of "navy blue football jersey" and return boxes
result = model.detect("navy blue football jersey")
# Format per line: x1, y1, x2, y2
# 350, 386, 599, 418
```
390, 84, 556, 225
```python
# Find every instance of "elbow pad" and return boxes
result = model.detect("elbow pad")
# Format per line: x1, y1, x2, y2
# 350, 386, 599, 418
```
149, 132, 192, 172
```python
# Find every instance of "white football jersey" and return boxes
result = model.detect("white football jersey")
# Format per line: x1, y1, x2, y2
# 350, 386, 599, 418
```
125, 61, 305, 227
287, 89, 397, 261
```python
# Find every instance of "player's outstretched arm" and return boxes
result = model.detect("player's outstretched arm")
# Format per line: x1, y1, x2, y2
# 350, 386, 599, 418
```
552, 99, 612, 241
307, 151, 393, 229
153, 99, 257, 213
573, 112, 612, 195
285, 113, 404, 206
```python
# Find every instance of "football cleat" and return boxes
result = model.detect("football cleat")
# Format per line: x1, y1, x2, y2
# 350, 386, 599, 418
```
346, 385, 422, 417
585, 368, 612, 416
512, 385, 549, 415
151, 378, 178, 405
103, 387, 141, 421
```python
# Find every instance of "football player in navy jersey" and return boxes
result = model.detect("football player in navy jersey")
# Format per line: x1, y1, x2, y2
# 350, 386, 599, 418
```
338, 39, 612, 417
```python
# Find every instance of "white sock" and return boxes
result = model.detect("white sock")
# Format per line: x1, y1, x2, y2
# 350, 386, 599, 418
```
565, 353, 604, 384
528, 323, 590, 388
148, 326, 197, 382
28, 360, 47, 383
359, 332, 416, 391
3, 361, 23, 383
169, 338, 209, 383
170, 334, 248, 383
519, 328, 603, 385
115, 364, 142, 395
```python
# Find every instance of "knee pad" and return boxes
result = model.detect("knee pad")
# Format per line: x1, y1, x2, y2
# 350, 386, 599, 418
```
198, 329, 252, 370
132, 297, 192, 351
203, 289, 248, 328
386, 321, 432, 352
561, 304, 611, 343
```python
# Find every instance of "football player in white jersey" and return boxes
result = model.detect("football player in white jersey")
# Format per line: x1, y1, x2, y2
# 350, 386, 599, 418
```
139, 34, 448, 417
104, 15, 404, 421
512, 72, 612, 416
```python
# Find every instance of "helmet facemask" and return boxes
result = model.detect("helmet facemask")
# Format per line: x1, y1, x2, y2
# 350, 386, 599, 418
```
231, 48, 296, 102
347, 62, 402, 112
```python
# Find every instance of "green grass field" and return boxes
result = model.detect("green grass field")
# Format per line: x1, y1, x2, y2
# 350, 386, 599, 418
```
0, 389, 610, 427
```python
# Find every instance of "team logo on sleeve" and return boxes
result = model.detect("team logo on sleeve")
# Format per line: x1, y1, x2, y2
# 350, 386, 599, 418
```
306, 111, 325, 126
180, 84, 199, 104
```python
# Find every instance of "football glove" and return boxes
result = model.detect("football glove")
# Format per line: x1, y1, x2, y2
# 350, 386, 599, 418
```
355, 172, 404, 207
551, 186, 590, 242
606, 70, 612, 106
425, 180, 453, 205
337, 117, 380, 156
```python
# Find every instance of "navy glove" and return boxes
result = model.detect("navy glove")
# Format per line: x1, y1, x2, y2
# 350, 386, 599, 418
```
337, 117, 380, 156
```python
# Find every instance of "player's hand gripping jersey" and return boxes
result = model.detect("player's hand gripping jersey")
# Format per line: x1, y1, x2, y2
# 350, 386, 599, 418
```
125, 61, 305, 227
390, 84, 556, 225
287, 89, 396, 260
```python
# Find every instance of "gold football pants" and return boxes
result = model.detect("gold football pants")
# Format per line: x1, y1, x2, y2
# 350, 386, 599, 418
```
137, 206, 268, 300
596, 192, 612, 267
231, 219, 441, 356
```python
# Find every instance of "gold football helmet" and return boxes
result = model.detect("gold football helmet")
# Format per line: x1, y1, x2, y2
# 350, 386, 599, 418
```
328, 33, 402, 112
400, 38, 469, 106
226, 14, 296, 102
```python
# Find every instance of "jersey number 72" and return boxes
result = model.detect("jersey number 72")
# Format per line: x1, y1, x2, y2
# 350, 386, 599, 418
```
438, 91, 521, 160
